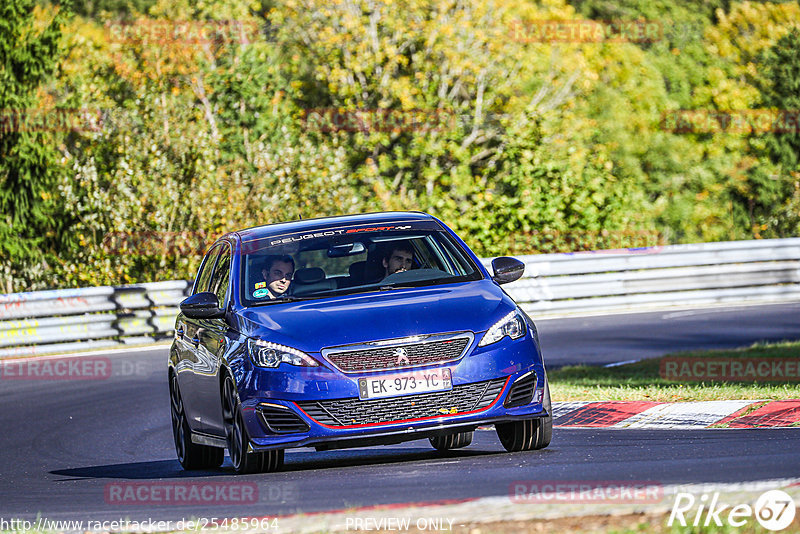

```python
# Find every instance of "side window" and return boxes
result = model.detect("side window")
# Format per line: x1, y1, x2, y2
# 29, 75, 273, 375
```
209, 245, 232, 307
438, 236, 470, 276
415, 236, 446, 272
193, 245, 222, 295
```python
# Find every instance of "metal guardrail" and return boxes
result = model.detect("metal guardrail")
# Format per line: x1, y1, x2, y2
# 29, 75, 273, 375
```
494, 238, 800, 315
2, 238, 799, 357
0, 281, 190, 357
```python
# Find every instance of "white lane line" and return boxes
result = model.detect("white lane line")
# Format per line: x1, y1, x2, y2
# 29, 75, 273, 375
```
661, 310, 702, 319
604, 359, 640, 368
535, 300, 800, 321
613, 400, 756, 429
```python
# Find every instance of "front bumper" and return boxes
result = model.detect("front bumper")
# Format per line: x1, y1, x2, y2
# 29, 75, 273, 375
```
236, 332, 548, 451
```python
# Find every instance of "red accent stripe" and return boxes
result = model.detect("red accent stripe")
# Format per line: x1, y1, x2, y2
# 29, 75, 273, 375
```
554, 401, 663, 427
293, 377, 511, 429
724, 400, 800, 428
712, 401, 768, 427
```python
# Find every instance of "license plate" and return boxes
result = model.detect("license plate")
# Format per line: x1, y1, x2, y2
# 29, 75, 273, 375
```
358, 368, 452, 400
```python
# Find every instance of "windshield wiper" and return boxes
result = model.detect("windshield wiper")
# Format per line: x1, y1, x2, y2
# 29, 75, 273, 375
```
378, 285, 417, 291
255, 295, 318, 305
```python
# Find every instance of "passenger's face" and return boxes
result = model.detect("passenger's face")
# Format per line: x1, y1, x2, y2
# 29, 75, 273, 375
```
383, 249, 413, 275
262, 261, 293, 296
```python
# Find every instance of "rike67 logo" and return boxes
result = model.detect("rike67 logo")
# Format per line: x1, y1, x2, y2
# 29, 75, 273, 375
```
669, 490, 796, 531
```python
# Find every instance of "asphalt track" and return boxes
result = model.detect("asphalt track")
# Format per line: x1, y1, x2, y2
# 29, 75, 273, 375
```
1, 302, 799, 523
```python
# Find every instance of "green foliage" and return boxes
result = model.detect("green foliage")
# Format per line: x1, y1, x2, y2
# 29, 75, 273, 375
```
2, 0, 800, 291
0, 0, 72, 291
61, 0, 155, 18
760, 28, 800, 172
752, 27, 800, 237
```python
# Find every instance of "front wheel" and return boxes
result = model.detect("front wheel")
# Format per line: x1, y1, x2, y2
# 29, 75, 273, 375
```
170, 373, 224, 469
429, 431, 474, 451
222, 376, 284, 474
496, 383, 553, 452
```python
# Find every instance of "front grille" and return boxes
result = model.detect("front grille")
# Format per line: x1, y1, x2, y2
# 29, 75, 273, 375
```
258, 405, 310, 434
296, 377, 507, 427
504, 372, 537, 408
323, 334, 471, 373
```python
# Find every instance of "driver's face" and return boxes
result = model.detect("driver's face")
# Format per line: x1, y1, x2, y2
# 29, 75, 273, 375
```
383, 249, 413, 275
262, 261, 293, 297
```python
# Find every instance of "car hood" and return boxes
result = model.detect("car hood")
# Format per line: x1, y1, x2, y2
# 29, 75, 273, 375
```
236, 280, 514, 352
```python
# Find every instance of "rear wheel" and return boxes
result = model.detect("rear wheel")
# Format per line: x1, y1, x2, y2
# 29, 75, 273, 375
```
429, 431, 474, 451
170, 373, 224, 469
496, 382, 552, 452
222, 375, 284, 474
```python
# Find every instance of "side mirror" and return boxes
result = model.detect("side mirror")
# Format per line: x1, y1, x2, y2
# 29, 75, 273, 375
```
180, 292, 225, 319
491, 257, 525, 285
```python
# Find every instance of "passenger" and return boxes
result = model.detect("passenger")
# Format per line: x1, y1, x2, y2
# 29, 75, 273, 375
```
255, 255, 295, 299
382, 244, 414, 277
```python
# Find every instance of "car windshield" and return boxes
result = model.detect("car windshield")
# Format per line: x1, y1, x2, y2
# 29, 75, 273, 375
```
240, 221, 482, 306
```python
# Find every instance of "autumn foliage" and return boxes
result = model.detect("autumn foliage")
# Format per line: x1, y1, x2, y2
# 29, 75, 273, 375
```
1, 0, 799, 290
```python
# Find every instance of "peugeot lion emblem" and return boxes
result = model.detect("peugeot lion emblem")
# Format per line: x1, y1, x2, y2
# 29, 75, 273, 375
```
394, 347, 410, 366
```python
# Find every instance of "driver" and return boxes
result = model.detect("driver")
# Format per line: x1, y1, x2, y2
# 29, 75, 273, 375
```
257, 255, 295, 299
382, 244, 414, 277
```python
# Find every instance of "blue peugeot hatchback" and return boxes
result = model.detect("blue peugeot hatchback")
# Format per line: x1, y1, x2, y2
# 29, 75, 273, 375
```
169, 212, 552, 473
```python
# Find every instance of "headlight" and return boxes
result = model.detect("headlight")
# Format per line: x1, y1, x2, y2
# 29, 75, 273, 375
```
247, 339, 319, 368
478, 310, 527, 347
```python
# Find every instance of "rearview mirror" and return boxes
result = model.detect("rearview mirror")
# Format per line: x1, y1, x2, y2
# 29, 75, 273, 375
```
327, 241, 366, 257
491, 257, 525, 285
180, 292, 225, 319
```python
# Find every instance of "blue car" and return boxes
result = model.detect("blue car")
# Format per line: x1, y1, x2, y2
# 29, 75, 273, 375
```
169, 212, 552, 473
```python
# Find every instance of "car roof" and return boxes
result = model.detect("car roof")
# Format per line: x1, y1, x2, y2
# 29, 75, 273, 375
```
233, 211, 437, 243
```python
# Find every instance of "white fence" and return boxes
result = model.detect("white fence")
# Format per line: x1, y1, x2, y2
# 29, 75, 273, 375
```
2, 238, 799, 357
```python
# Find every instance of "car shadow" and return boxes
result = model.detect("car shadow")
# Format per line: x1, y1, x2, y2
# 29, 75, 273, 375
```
282, 446, 499, 472
50, 459, 222, 481
50, 445, 504, 481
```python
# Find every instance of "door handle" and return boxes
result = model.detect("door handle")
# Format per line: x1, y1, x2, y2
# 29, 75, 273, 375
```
191, 337, 200, 347
176, 326, 184, 339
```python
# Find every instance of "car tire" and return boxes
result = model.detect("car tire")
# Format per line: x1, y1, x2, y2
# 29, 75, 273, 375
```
170, 373, 224, 469
496, 382, 553, 452
429, 431, 474, 451
222, 375, 284, 474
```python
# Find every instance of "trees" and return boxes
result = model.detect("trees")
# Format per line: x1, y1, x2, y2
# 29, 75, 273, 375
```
2, 0, 799, 291
760, 28, 800, 173
0, 0, 72, 291
700, 2, 800, 238
754, 28, 800, 237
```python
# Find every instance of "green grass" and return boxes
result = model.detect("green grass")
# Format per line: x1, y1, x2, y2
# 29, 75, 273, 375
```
549, 341, 800, 401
